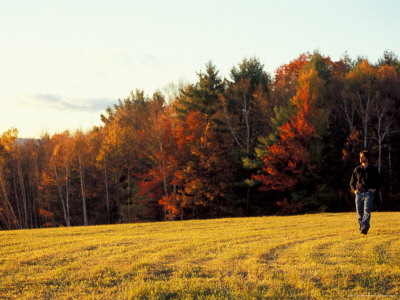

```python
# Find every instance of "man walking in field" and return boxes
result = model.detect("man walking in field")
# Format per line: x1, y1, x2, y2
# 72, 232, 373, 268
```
350, 150, 382, 235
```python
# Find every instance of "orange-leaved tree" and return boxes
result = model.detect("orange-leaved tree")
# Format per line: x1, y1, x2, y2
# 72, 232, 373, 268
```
173, 110, 231, 218
40, 131, 74, 226
137, 105, 179, 220
252, 56, 329, 213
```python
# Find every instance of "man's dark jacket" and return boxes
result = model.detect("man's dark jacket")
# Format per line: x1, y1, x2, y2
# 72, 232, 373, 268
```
350, 164, 382, 193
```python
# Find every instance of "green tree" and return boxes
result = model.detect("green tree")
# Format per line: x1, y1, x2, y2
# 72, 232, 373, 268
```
252, 54, 334, 213
175, 62, 225, 122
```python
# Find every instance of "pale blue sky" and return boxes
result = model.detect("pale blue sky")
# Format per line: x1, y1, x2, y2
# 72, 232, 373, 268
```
1, 0, 399, 138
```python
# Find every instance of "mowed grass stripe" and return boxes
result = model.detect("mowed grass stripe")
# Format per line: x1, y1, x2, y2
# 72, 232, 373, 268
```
1, 212, 399, 299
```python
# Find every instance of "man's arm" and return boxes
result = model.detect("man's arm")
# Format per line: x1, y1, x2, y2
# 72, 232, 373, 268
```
350, 169, 358, 194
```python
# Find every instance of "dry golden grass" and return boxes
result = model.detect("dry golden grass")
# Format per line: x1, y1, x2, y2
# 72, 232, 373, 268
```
1, 212, 400, 299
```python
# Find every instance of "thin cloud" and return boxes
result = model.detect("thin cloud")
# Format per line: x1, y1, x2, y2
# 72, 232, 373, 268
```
86, 47, 159, 68
139, 54, 160, 66
87, 48, 134, 67
24, 94, 115, 112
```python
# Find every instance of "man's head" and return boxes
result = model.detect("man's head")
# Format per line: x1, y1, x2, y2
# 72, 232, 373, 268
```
359, 150, 370, 165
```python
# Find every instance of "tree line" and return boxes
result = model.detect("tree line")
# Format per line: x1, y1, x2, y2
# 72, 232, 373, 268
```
1, 50, 400, 229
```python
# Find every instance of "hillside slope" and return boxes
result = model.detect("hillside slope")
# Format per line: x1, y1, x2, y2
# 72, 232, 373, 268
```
1, 212, 400, 299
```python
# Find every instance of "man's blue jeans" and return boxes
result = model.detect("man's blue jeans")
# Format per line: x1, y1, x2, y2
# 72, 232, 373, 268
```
355, 190, 374, 232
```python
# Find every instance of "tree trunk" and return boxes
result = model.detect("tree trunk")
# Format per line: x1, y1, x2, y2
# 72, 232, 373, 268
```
104, 167, 110, 224
338, 92, 354, 134
65, 163, 70, 227
79, 156, 88, 226
363, 121, 368, 149
243, 93, 250, 154
54, 166, 68, 226
356, 92, 371, 150
12, 167, 23, 229
17, 160, 29, 228
29, 178, 38, 228
127, 168, 131, 223
115, 176, 120, 223
35, 165, 44, 226
162, 177, 168, 221
388, 140, 392, 195
378, 139, 382, 173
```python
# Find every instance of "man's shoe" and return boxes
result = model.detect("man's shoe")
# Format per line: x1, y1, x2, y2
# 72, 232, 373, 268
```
360, 227, 368, 235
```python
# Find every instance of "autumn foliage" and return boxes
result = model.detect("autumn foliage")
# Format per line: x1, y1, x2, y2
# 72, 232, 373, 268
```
253, 67, 323, 192
1, 50, 400, 229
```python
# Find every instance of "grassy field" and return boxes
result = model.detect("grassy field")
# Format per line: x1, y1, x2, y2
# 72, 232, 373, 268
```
1, 212, 400, 299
